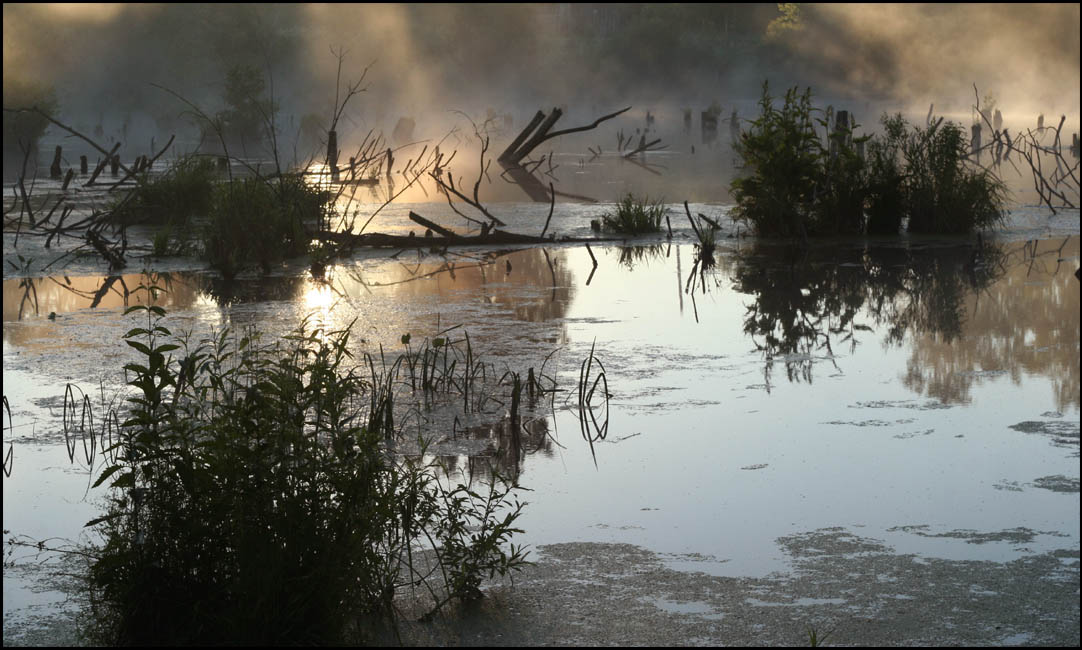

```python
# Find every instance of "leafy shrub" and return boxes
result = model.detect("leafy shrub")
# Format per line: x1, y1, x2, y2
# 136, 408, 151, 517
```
85, 301, 528, 645
202, 175, 331, 278
730, 85, 822, 239
865, 114, 908, 234
111, 156, 217, 228
902, 118, 1007, 233
730, 83, 1007, 238
602, 194, 667, 234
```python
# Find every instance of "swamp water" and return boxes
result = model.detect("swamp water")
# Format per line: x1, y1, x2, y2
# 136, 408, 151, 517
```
3, 144, 1080, 644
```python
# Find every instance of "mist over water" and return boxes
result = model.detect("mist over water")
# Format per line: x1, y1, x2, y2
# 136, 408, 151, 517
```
5, 3, 1079, 157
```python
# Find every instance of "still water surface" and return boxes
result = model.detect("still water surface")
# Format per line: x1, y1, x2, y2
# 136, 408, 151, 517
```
2, 129, 1079, 636
4, 225, 1078, 627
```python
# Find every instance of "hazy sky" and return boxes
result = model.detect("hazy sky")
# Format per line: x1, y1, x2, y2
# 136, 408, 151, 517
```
4, 3, 1079, 139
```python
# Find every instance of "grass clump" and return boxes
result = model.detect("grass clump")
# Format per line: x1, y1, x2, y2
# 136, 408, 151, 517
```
601, 194, 667, 234
84, 297, 528, 645
731, 83, 1007, 239
202, 175, 331, 278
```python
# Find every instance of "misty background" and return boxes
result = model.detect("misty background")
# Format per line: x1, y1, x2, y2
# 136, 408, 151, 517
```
4, 3, 1080, 160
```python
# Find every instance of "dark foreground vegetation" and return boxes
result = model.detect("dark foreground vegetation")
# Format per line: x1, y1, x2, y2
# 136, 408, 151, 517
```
80, 296, 530, 645
730, 84, 1009, 240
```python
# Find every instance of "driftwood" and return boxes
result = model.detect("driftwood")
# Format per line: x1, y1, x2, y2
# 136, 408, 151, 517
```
498, 106, 631, 166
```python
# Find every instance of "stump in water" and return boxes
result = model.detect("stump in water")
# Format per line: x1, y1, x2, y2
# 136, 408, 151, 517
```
50, 146, 63, 179
701, 111, 718, 143
110, 155, 120, 175
327, 129, 339, 172
80, 155, 88, 174
971, 123, 982, 156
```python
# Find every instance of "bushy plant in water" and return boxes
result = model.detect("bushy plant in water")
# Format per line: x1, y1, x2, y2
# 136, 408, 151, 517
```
85, 298, 528, 645
730, 83, 1007, 238
110, 156, 217, 229
202, 175, 330, 278
902, 118, 1006, 233
864, 114, 908, 234
730, 84, 823, 239
601, 194, 667, 234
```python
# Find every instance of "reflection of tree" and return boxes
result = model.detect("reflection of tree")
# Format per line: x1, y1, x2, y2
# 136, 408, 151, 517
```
902, 237, 1080, 409
1, 271, 204, 322
731, 241, 1008, 385
341, 247, 575, 325
196, 273, 308, 307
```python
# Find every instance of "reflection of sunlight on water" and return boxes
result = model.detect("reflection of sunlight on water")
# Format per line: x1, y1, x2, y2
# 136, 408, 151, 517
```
302, 278, 337, 325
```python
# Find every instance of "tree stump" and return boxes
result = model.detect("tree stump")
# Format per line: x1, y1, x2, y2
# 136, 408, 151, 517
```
50, 146, 63, 179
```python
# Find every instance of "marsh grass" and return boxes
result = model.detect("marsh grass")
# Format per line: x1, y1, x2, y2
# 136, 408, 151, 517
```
82, 294, 529, 645
602, 194, 667, 234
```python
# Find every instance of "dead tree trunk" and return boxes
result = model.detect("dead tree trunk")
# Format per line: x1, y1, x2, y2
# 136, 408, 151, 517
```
50, 146, 63, 179
85, 143, 121, 186
499, 110, 546, 162
327, 129, 338, 172
498, 106, 631, 166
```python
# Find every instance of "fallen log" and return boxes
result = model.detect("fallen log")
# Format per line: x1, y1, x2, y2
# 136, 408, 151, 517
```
408, 211, 460, 239
315, 228, 619, 249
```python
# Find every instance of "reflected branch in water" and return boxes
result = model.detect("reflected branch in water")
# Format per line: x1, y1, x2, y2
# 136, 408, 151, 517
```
731, 240, 1011, 385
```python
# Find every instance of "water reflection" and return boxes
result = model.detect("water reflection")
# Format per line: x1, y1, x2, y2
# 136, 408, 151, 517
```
2, 272, 204, 322
729, 237, 1079, 408
433, 416, 557, 485
903, 237, 1079, 409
